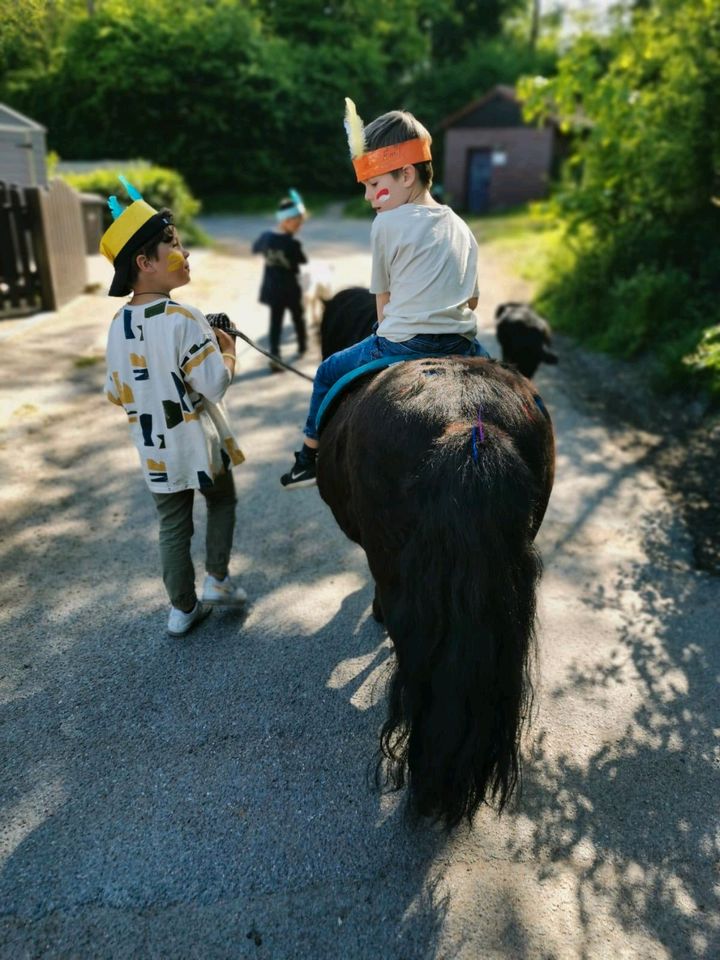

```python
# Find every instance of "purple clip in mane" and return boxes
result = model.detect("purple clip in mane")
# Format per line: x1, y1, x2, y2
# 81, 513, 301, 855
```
470, 406, 485, 462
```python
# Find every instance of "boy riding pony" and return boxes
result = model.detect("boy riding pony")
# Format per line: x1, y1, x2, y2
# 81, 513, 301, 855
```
281, 100, 490, 489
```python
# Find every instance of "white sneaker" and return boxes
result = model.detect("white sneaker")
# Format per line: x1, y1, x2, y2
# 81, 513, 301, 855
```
167, 601, 212, 637
201, 574, 248, 607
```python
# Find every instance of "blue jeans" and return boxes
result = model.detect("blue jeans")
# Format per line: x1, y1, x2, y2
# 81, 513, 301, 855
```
304, 333, 490, 440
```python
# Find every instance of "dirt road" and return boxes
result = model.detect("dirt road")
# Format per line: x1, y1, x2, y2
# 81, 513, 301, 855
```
1, 213, 717, 959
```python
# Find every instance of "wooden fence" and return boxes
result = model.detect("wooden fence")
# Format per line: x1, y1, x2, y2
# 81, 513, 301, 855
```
0, 181, 41, 317
0, 178, 87, 319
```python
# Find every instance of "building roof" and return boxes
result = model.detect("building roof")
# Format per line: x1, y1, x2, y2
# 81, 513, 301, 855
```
0, 103, 46, 133
439, 85, 520, 130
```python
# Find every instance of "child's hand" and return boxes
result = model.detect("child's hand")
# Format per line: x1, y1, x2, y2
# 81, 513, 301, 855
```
206, 311, 232, 331
215, 327, 236, 353
207, 312, 237, 352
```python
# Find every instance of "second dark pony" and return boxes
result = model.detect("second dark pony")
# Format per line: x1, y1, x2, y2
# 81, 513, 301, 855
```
495, 302, 558, 379
320, 287, 376, 359
317, 340, 555, 827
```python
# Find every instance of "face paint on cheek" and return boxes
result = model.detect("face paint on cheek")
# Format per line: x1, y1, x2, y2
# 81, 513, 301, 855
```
167, 251, 185, 272
375, 188, 390, 204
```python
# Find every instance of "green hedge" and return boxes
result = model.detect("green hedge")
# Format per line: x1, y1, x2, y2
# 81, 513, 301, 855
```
535, 224, 720, 396
60, 164, 208, 246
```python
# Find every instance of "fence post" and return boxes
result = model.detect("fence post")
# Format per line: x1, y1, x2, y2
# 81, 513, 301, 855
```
27, 178, 87, 312
0, 181, 43, 317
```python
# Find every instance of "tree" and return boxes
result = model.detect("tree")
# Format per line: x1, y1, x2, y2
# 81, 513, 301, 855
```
11, 0, 293, 192
0, 0, 89, 96
426, 0, 527, 61
3, 0, 540, 195
521, 0, 720, 230
517, 0, 720, 383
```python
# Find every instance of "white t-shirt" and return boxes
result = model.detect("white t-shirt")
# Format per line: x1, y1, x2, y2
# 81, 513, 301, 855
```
105, 298, 244, 493
369, 204, 479, 342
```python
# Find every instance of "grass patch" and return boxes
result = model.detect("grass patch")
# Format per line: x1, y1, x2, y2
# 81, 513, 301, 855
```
467, 205, 563, 287
74, 355, 103, 368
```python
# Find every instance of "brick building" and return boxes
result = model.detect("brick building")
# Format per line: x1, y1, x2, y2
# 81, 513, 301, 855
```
440, 85, 560, 213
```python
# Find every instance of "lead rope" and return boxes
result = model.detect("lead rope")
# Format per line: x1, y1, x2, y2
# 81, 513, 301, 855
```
207, 313, 315, 383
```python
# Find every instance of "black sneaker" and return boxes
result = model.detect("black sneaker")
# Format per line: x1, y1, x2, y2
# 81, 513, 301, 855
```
281, 452, 317, 489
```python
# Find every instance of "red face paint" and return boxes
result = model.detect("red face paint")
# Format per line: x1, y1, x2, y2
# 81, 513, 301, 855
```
376, 188, 390, 203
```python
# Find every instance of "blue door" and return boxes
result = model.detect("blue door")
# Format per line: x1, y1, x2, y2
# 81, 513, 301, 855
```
466, 150, 492, 213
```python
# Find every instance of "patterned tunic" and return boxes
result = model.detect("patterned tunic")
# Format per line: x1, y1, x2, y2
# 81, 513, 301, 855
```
105, 298, 244, 493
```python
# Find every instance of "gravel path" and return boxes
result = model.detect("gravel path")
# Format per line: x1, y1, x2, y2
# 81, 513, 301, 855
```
1, 214, 717, 959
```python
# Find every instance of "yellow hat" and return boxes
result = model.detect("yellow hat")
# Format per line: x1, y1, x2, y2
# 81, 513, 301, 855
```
99, 178, 172, 296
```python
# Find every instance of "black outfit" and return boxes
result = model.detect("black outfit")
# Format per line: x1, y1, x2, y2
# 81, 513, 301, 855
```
252, 230, 308, 357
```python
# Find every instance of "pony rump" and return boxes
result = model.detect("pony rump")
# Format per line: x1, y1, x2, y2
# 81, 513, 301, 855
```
377, 426, 542, 826
317, 357, 554, 829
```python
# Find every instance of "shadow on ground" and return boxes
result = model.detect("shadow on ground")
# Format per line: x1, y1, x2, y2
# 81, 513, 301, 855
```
0, 343, 451, 958
1, 304, 717, 958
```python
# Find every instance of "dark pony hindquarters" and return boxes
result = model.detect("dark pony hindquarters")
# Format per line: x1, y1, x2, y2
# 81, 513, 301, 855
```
318, 356, 554, 828
320, 287, 376, 360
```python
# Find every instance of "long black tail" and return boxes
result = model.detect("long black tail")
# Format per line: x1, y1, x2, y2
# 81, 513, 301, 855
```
376, 425, 544, 828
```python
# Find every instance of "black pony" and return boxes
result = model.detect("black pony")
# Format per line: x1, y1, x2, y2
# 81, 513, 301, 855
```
316, 304, 555, 827
495, 302, 558, 379
320, 287, 376, 359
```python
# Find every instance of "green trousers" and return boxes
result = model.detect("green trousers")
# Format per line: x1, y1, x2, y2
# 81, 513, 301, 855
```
151, 470, 237, 611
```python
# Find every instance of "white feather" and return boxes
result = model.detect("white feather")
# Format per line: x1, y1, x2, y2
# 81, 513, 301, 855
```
344, 97, 365, 159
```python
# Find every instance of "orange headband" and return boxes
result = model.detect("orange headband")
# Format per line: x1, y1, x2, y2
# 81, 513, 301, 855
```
352, 138, 432, 182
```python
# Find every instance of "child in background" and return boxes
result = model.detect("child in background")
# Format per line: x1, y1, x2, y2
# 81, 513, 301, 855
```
280, 102, 489, 489
252, 190, 308, 372
102, 178, 247, 636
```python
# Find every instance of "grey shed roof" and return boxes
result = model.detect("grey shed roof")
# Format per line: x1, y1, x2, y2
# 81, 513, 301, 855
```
0, 103, 47, 133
